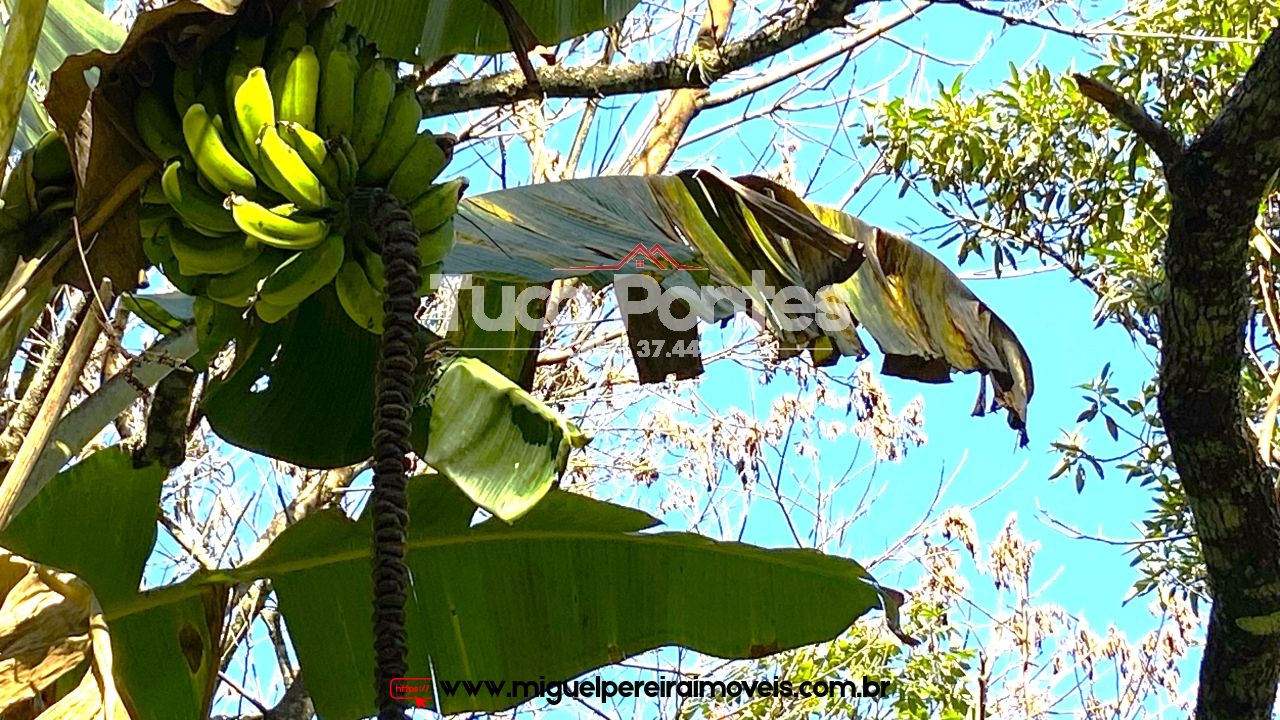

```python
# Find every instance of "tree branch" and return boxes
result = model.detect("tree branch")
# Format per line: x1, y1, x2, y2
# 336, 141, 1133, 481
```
1073, 73, 1183, 166
416, 0, 865, 118
1155, 24, 1280, 720
212, 673, 313, 720
625, 0, 738, 175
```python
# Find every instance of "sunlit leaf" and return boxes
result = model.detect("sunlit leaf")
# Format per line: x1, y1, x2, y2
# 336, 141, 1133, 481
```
420, 356, 587, 520
338, 0, 639, 62
236, 476, 896, 716
449, 171, 1033, 438
4, 0, 124, 153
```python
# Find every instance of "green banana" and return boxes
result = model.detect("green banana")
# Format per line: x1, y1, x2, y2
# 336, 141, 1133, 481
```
31, 132, 72, 184
318, 47, 359, 140
198, 40, 233, 120
418, 216, 455, 267
357, 86, 422, 184
254, 297, 297, 324
335, 258, 384, 333
142, 218, 175, 266
229, 193, 328, 249
387, 132, 448, 202
225, 27, 269, 122
354, 238, 386, 291
279, 45, 320, 129
259, 232, 344, 306
308, 7, 343, 61
168, 222, 263, 276
230, 26, 269, 71
161, 161, 239, 236
265, 15, 307, 86
268, 49, 296, 114
211, 114, 252, 169
140, 179, 169, 205
206, 248, 286, 307
171, 63, 201, 118
232, 67, 276, 163
255, 124, 328, 210
279, 122, 344, 197
160, 255, 208, 295
183, 104, 257, 195
333, 135, 358, 191
224, 72, 266, 181
408, 178, 467, 232
138, 204, 173, 238
134, 89, 188, 162
351, 61, 397, 163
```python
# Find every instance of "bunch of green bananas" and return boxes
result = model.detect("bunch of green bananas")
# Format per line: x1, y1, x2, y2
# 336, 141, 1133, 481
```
0, 131, 76, 245
0, 131, 76, 282
133, 6, 463, 331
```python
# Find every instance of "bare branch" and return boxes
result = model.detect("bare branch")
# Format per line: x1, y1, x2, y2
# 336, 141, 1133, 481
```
1073, 73, 1183, 166
702, 5, 923, 110
417, 0, 866, 118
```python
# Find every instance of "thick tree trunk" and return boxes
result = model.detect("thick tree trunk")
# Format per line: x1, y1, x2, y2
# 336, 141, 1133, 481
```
1155, 24, 1280, 720
1162, 165, 1280, 719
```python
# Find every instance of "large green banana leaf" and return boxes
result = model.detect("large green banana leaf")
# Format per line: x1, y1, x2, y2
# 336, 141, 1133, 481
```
202, 287, 578, 520
447, 170, 1034, 441
3, 449, 899, 719
249, 476, 894, 716
3, 0, 124, 152
202, 287, 381, 468
338, 0, 639, 62
0, 448, 223, 720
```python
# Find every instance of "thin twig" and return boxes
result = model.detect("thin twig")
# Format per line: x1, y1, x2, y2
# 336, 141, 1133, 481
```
217, 670, 271, 716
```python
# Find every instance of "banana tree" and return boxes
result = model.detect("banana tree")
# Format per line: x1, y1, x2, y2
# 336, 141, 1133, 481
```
0, 1, 1031, 718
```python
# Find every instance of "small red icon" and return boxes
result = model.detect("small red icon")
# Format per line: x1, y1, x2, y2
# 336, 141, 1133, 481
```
390, 677, 433, 709
556, 243, 704, 272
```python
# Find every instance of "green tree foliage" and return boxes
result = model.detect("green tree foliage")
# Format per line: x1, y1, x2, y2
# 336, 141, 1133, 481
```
861, 0, 1277, 610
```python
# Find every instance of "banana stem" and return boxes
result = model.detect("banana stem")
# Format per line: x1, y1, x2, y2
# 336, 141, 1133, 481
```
0, 0, 49, 162
367, 189, 420, 720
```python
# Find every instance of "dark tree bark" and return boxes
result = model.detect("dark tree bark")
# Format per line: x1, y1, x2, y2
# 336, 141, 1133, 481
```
1155, 24, 1280, 720
1080, 18, 1280, 720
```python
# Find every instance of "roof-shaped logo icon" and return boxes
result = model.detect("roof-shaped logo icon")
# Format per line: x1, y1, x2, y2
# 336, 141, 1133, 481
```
557, 243, 705, 272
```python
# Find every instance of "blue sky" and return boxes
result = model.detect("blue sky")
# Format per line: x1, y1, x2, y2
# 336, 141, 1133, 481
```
130, 1, 1191, 716
430, 1, 1190, 716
